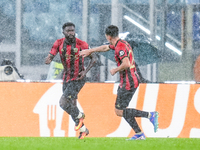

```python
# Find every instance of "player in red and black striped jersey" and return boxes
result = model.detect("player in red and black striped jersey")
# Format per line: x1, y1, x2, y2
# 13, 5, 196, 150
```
109, 40, 139, 90
80, 25, 159, 140
45, 22, 97, 139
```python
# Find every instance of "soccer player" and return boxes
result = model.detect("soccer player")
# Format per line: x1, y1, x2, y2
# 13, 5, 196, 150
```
45, 22, 97, 139
80, 25, 159, 140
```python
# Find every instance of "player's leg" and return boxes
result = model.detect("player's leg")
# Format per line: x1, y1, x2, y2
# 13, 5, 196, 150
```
124, 109, 159, 139
115, 87, 146, 140
71, 79, 88, 133
60, 79, 86, 131
115, 108, 143, 134
73, 79, 89, 139
122, 108, 146, 140
60, 81, 80, 122
124, 109, 159, 133
70, 98, 85, 131
70, 99, 89, 139
59, 95, 81, 122
63, 78, 89, 139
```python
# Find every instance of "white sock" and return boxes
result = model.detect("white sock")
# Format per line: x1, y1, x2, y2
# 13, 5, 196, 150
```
77, 112, 83, 119
136, 132, 143, 135
79, 125, 86, 132
148, 112, 151, 119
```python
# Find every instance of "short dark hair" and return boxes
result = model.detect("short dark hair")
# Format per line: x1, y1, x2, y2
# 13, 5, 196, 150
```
62, 22, 75, 30
105, 25, 119, 37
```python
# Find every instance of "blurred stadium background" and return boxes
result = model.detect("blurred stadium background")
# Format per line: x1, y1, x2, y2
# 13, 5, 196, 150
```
0, 0, 200, 82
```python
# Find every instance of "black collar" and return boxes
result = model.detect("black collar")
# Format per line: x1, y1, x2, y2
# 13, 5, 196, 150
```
115, 39, 120, 47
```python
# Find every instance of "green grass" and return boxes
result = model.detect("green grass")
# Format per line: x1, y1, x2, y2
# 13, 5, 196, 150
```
0, 137, 199, 150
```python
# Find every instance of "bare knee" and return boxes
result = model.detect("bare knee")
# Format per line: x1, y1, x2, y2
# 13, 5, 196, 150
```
115, 108, 123, 117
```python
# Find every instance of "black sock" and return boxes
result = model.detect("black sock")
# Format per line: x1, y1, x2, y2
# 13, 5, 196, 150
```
123, 108, 147, 133
70, 106, 80, 122
126, 108, 149, 118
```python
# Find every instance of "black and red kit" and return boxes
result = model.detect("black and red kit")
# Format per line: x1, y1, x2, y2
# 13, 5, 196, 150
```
49, 37, 89, 83
109, 39, 139, 90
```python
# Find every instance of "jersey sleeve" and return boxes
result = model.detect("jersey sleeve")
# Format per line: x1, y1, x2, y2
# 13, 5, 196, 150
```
49, 40, 60, 56
116, 45, 128, 61
109, 45, 115, 50
83, 42, 89, 49
77, 39, 89, 50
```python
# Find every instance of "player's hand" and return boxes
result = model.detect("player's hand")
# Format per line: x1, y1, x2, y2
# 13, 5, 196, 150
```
76, 70, 87, 80
79, 50, 91, 58
45, 54, 52, 64
45, 54, 53, 64
110, 68, 116, 76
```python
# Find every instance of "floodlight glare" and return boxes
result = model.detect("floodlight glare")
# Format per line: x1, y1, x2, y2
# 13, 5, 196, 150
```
124, 15, 182, 55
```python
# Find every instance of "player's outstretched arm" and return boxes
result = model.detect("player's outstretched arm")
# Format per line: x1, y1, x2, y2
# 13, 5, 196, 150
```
80, 45, 110, 57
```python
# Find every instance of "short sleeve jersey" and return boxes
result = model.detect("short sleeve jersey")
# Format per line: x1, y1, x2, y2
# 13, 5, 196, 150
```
109, 39, 139, 90
49, 37, 89, 82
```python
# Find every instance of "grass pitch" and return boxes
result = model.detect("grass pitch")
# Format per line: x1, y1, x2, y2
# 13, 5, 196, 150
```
0, 137, 199, 150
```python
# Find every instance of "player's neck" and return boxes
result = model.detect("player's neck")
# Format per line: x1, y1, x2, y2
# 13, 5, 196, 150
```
111, 37, 120, 46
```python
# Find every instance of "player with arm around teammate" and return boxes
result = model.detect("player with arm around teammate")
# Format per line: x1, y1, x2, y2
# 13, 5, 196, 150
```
45, 22, 97, 139
80, 25, 158, 140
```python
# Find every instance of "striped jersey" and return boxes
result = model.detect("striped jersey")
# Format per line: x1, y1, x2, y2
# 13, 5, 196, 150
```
109, 39, 139, 90
49, 37, 89, 82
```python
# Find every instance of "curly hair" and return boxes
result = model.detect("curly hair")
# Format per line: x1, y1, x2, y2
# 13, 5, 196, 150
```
62, 22, 75, 30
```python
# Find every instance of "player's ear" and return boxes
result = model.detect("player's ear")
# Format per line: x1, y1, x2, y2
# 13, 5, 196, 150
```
107, 35, 112, 40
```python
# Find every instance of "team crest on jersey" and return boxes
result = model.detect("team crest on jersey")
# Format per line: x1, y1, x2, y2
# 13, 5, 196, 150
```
74, 48, 78, 53
119, 50, 125, 57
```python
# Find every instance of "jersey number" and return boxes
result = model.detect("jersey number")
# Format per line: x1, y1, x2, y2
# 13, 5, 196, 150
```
128, 50, 135, 69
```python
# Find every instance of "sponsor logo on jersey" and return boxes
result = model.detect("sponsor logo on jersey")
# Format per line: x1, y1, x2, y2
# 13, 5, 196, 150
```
119, 50, 125, 57
74, 48, 78, 53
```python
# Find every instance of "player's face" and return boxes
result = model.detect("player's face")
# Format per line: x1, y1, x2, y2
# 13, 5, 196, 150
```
105, 34, 113, 45
63, 26, 75, 39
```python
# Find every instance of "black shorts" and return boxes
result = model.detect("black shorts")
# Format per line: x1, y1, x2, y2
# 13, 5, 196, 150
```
115, 87, 137, 110
62, 77, 86, 100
